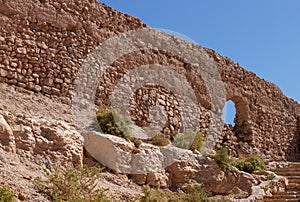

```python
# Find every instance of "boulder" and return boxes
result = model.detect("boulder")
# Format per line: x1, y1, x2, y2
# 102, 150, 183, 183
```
36, 120, 84, 167
83, 132, 166, 174
7, 115, 83, 167
146, 170, 170, 188
167, 154, 256, 194
13, 125, 35, 152
85, 132, 257, 194
0, 114, 16, 153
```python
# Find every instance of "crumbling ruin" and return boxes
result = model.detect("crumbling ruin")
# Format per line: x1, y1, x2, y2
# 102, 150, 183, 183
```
0, 0, 299, 163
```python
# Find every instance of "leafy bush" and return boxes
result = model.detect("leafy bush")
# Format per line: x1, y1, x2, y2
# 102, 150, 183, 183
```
213, 147, 266, 174
131, 137, 142, 148
211, 198, 231, 202
213, 146, 231, 171
141, 184, 212, 202
96, 108, 131, 140
173, 130, 194, 150
151, 133, 171, 146
183, 183, 212, 202
189, 131, 205, 151
96, 105, 141, 147
173, 130, 204, 152
35, 166, 110, 202
266, 172, 275, 180
0, 185, 16, 202
141, 185, 180, 202
231, 156, 266, 173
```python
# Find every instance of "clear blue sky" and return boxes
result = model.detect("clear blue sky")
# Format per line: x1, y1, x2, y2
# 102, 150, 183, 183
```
99, 0, 300, 124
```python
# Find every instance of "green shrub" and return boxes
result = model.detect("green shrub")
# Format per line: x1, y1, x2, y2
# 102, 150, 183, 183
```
183, 183, 212, 202
211, 198, 231, 202
173, 130, 194, 150
0, 185, 16, 202
266, 172, 275, 180
141, 185, 180, 202
213, 147, 266, 174
141, 184, 212, 202
189, 131, 205, 152
151, 133, 171, 146
131, 137, 142, 147
232, 156, 266, 173
173, 130, 204, 152
35, 166, 110, 202
96, 106, 142, 147
96, 108, 131, 140
213, 146, 231, 171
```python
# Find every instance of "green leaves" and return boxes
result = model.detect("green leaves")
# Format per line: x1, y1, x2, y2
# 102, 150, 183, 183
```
35, 166, 110, 202
231, 156, 266, 173
213, 146, 231, 171
173, 130, 205, 152
141, 184, 212, 202
0, 185, 16, 202
96, 106, 142, 147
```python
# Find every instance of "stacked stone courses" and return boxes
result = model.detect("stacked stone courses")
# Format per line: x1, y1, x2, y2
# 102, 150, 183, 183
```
0, 0, 299, 162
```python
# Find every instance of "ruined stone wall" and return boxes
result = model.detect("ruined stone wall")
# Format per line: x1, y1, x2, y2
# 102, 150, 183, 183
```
208, 49, 300, 161
0, 0, 145, 97
0, 0, 299, 161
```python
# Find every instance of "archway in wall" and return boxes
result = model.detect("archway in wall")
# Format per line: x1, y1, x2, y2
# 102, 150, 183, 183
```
223, 100, 236, 126
223, 96, 251, 142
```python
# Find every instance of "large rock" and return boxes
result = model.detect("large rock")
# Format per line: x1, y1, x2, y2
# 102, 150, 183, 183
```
167, 153, 257, 194
84, 132, 257, 194
130, 170, 170, 188
83, 132, 166, 174
4, 113, 84, 167
37, 120, 84, 167
146, 170, 170, 188
13, 125, 35, 152
0, 114, 16, 153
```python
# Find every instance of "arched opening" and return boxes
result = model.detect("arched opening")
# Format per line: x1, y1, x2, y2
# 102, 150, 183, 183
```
222, 96, 252, 142
223, 100, 236, 126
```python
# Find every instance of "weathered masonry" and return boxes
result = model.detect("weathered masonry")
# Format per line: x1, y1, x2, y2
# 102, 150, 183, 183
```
0, 0, 299, 161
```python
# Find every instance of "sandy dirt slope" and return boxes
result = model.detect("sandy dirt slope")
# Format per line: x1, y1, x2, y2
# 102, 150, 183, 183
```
0, 83, 142, 201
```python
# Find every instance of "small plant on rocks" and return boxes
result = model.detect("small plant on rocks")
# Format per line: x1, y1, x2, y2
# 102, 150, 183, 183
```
96, 104, 141, 147
0, 185, 16, 202
231, 156, 266, 173
150, 133, 171, 146
266, 172, 275, 180
141, 183, 212, 202
189, 131, 205, 151
213, 146, 232, 171
173, 130, 205, 152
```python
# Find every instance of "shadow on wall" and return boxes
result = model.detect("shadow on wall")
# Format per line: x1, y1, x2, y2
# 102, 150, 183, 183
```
288, 116, 300, 162
297, 117, 300, 153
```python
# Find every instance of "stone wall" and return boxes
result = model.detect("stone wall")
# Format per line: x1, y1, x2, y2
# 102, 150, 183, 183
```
210, 48, 300, 161
0, 0, 145, 96
0, 0, 299, 161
